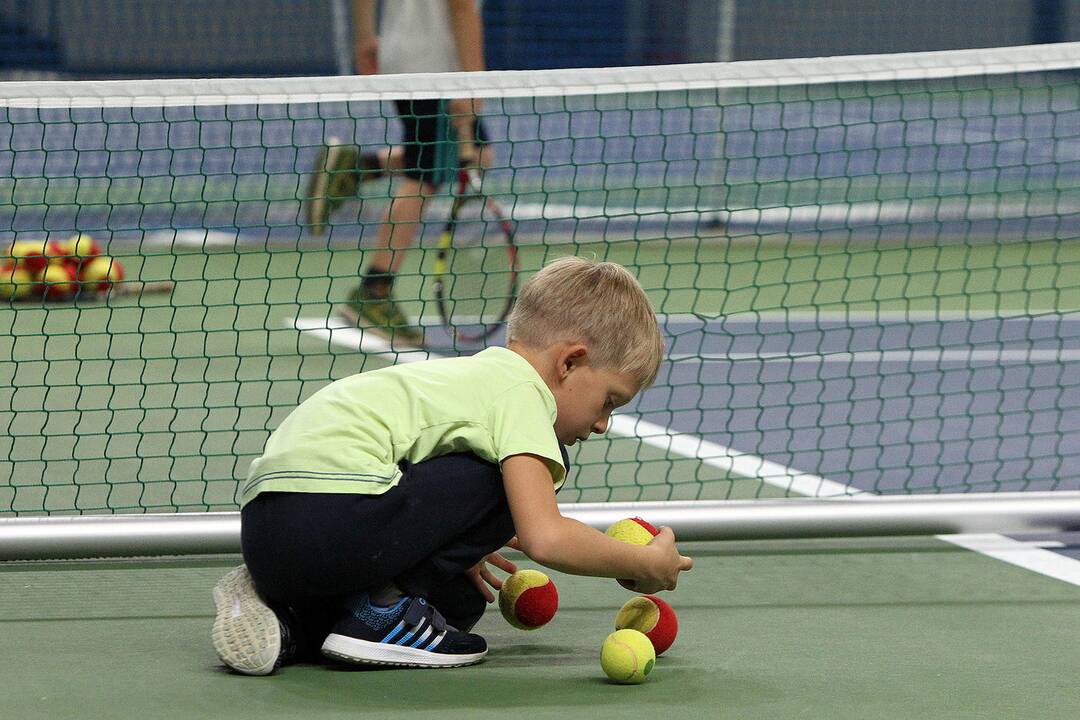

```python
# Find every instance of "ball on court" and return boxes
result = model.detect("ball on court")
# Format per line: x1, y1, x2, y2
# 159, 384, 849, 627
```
614, 595, 678, 656
499, 569, 558, 630
79, 255, 124, 292
37, 261, 78, 300
600, 628, 655, 684
0, 263, 33, 301
605, 517, 659, 546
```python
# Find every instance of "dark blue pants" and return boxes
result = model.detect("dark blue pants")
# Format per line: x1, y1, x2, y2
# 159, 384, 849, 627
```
241, 453, 515, 654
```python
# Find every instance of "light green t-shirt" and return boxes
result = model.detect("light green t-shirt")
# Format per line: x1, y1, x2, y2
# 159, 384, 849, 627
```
240, 347, 564, 507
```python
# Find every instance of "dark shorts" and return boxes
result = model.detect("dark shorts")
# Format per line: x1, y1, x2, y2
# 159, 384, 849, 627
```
395, 98, 489, 188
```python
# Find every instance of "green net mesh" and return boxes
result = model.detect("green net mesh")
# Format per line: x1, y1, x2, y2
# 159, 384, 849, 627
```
1, 44, 1079, 515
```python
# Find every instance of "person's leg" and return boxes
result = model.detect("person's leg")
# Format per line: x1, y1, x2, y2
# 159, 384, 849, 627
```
340, 99, 454, 345
245, 453, 514, 667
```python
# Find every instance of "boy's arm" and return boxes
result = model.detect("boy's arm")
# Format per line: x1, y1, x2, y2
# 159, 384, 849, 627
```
502, 454, 692, 592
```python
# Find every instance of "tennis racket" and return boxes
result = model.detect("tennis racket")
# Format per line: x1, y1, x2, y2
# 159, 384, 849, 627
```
432, 146, 518, 344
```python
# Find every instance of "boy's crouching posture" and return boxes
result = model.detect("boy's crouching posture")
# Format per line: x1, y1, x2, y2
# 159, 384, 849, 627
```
212, 256, 694, 675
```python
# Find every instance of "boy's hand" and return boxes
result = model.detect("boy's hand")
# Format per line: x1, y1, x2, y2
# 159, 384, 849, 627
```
627, 526, 693, 594
466, 550, 519, 602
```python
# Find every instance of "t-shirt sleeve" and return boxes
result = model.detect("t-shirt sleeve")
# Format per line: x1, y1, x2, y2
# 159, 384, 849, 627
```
488, 381, 566, 488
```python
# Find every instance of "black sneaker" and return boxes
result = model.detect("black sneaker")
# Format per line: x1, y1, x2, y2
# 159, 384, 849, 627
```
321, 595, 487, 668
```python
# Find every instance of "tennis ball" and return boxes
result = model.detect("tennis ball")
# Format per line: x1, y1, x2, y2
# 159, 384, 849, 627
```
615, 595, 678, 656
600, 628, 655, 684
79, 255, 124, 292
37, 261, 78, 300
7, 239, 51, 275
499, 569, 558, 630
0, 262, 34, 301
605, 517, 660, 545
605, 517, 661, 590
55, 233, 101, 270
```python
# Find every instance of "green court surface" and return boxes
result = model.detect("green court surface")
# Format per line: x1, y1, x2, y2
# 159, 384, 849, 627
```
3, 538, 1079, 720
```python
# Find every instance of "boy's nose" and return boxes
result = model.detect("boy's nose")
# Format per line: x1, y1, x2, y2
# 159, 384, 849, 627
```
592, 416, 609, 434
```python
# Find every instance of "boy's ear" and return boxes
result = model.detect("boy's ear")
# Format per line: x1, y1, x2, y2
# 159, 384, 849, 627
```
557, 343, 590, 379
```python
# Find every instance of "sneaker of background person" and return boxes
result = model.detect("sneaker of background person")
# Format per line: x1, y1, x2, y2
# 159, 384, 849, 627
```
304, 138, 387, 235
339, 284, 425, 348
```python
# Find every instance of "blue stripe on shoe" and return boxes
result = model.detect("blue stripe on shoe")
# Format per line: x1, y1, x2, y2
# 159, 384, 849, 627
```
395, 618, 430, 646
424, 632, 445, 651
381, 620, 408, 644
409, 627, 433, 648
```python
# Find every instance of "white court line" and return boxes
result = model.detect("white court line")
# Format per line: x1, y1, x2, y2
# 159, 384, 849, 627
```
309, 310, 1079, 330
290, 316, 435, 363
287, 312, 1080, 586
670, 349, 1080, 363
509, 196, 1066, 227
938, 534, 1080, 587
606, 414, 861, 498
658, 311, 1080, 324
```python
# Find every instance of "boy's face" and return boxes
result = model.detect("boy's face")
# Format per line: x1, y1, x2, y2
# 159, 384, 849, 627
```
551, 355, 639, 446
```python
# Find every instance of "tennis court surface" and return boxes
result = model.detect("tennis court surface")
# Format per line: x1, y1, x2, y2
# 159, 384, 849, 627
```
3, 538, 1080, 720
3, 42, 1080, 718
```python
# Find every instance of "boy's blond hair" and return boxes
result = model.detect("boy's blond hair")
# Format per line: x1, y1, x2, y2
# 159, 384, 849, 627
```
507, 256, 665, 389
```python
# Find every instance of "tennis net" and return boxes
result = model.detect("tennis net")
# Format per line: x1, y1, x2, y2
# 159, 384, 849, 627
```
1, 42, 1079, 516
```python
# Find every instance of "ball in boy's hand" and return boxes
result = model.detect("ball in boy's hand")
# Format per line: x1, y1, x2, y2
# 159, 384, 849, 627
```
615, 595, 678, 656
605, 517, 659, 545
600, 628, 655, 684
499, 569, 558, 630
605, 517, 660, 590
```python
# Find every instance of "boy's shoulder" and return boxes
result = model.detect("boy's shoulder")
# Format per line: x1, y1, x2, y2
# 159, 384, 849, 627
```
367, 346, 544, 394
391, 346, 528, 377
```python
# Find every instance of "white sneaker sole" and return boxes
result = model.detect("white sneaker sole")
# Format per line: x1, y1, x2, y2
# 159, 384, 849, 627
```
211, 565, 281, 676
321, 633, 486, 668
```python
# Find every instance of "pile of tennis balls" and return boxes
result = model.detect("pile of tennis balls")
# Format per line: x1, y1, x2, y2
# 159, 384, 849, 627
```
0, 234, 125, 302
497, 516, 679, 686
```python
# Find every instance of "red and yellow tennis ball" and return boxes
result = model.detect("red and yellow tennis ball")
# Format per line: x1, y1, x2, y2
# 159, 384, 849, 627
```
600, 628, 655, 684
605, 517, 660, 589
37, 261, 79, 300
605, 517, 659, 545
55, 233, 101, 271
615, 595, 678, 656
498, 569, 558, 630
0, 262, 34, 300
79, 255, 124, 292
6, 239, 53, 275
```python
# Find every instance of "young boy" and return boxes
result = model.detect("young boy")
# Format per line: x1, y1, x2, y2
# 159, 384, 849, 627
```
212, 256, 693, 675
